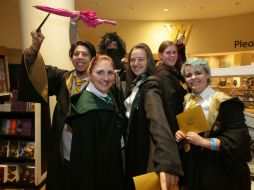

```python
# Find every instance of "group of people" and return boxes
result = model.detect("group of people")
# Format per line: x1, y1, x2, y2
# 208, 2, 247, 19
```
18, 14, 252, 190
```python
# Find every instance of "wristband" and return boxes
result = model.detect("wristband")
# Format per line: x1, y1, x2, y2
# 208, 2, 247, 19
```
210, 138, 217, 151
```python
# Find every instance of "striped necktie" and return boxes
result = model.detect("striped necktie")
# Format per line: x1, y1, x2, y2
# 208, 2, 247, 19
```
184, 94, 201, 152
185, 95, 201, 110
73, 77, 84, 95
103, 94, 113, 104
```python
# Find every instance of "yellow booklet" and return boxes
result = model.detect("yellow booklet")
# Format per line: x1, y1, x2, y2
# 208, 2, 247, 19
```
176, 105, 210, 133
133, 172, 179, 190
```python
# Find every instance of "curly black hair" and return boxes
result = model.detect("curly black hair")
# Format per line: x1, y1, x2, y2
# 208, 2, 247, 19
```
98, 32, 126, 58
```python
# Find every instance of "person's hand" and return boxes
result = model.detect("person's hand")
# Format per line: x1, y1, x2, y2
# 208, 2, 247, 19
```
185, 132, 205, 146
176, 35, 185, 45
121, 58, 128, 69
70, 11, 80, 24
175, 130, 186, 142
160, 172, 179, 190
121, 58, 128, 64
31, 30, 45, 52
113, 69, 121, 87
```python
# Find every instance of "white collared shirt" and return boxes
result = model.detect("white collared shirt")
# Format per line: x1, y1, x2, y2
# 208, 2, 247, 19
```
86, 82, 108, 100
124, 80, 143, 118
62, 71, 89, 161
191, 85, 215, 118
70, 71, 89, 96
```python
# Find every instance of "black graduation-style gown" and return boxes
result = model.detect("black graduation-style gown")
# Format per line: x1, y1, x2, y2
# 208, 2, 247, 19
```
66, 90, 125, 190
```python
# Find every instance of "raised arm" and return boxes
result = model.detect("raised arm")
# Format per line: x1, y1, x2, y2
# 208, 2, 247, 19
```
175, 35, 187, 72
24, 30, 45, 64
19, 30, 48, 103
69, 11, 80, 45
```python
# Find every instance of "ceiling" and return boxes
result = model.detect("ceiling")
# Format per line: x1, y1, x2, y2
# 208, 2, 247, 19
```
75, 0, 254, 21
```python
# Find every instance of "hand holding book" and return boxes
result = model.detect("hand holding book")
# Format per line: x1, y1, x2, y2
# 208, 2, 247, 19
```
176, 105, 210, 134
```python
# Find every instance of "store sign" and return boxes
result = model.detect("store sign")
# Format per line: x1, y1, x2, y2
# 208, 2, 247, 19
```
234, 40, 254, 48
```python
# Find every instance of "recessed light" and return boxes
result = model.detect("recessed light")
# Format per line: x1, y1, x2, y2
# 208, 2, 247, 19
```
92, 1, 98, 6
164, 8, 168, 12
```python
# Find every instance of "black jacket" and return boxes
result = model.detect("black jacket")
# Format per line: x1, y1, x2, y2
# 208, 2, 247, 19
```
66, 90, 125, 190
157, 64, 187, 135
19, 48, 76, 190
188, 97, 251, 190
125, 76, 183, 187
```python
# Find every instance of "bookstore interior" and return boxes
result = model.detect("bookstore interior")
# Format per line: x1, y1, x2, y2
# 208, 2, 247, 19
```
0, 47, 50, 189
0, 48, 254, 188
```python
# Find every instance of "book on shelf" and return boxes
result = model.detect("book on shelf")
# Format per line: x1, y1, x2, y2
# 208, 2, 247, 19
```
0, 140, 9, 158
19, 119, 33, 137
0, 119, 10, 135
0, 103, 11, 112
0, 165, 8, 183
19, 141, 35, 159
0, 164, 35, 184
8, 140, 19, 158
0, 118, 33, 137
10, 90, 35, 112
7, 165, 19, 182
19, 165, 35, 184
8, 119, 17, 135
11, 89, 28, 112
0, 140, 35, 160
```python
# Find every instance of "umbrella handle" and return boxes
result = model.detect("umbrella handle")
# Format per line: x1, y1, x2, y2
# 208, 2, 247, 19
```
36, 13, 50, 32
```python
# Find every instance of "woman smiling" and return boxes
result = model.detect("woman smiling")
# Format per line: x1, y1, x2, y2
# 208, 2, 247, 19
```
66, 55, 125, 190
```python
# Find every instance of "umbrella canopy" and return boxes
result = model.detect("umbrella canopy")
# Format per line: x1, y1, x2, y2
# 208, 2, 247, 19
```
33, 5, 117, 27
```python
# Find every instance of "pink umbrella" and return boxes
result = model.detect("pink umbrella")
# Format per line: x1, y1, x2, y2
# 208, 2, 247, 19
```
33, 5, 117, 27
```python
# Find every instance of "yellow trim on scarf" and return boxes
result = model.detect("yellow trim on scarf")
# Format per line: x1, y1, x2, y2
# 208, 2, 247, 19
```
66, 71, 74, 93
207, 91, 231, 128
184, 91, 232, 136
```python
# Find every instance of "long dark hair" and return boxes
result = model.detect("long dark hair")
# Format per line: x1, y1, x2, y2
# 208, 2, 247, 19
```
125, 43, 156, 94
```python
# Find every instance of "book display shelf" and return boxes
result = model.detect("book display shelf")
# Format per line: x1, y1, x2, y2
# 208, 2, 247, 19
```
0, 93, 50, 189
0, 46, 51, 189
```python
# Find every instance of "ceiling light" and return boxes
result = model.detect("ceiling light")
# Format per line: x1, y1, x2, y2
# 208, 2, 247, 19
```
164, 8, 168, 12
91, 1, 98, 6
